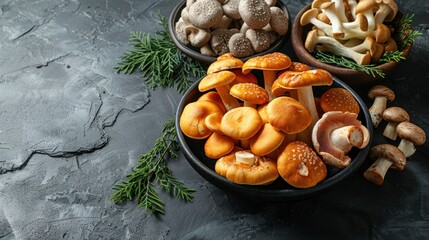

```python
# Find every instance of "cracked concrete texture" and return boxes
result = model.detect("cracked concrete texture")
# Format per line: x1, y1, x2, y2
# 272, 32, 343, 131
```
1, 0, 429, 239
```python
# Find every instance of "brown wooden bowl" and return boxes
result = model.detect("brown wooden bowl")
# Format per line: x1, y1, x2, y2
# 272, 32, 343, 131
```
291, 3, 413, 88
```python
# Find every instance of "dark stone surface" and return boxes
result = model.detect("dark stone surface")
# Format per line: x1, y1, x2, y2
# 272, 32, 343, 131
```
0, 0, 428, 239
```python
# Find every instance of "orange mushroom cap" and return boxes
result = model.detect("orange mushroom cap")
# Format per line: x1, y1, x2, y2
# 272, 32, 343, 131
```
266, 97, 312, 134
204, 132, 235, 159
230, 69, 258, 85
197, 91, 227, 113
250, 123, 285, 156
221, 106, 263, 140
207, 53, 244, 74
215, 150, 279, 185
242, 52, 292, 74
205, 112, 224, 134
320, 88, 360, 114
277, 141, 327, 188
180, 101, 224, 139
276, 69, 333, 88
229, 83, 269, 105
198, 71, 236, 92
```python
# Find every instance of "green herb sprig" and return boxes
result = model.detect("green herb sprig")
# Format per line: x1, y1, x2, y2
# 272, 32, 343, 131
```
395, 14, 422, 49
115, 13, 206, 94
111, 119, 194, 215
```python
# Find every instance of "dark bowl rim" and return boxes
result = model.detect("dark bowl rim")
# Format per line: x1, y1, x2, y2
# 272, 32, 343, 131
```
168, 0, 292, 65
175, 75, 374, 202
291, 3, 413, 80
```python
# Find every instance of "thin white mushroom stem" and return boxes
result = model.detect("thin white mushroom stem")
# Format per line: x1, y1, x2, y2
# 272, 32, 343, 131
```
330, 125, 364, 152
361, 10, 376, 32
333, 0, 348, 22
321, 2, 345, 38
235, 151, 256, 166
369, 96, 388, 127
215, 85, 241, 111
383, 121, 400, 140
316, 43, 371, 65
397, 139, 416, 158
346, 36, 376, 55
363, 157, 392, 185
342, 13, 367, 30
296, 86, 319, 146
263, 70, 276, 101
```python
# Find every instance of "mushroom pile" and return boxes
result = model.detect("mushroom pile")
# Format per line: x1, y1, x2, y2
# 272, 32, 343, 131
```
364, 84, 426, 185
180, 52, 371, 188
300, 0, 400, 65
175, 0, 289, 58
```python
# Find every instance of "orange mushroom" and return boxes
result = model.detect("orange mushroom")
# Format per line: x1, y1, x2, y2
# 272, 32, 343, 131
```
215, 150, 279, 185
229, 83, 269, 108
205, 112, 224, 134
199, 71, 241, 111
242, 52, 292, 100
276, 69, 333, 145
229, 69, 258, 85
179, 100, 224, 139
320, 88, 360, 115
249, 123, 285, 156
207, 53, 244, 74
197, 91, 227, 113
204, 132, 235, 159
277, 141, 327, 188
220, 106, 263, 140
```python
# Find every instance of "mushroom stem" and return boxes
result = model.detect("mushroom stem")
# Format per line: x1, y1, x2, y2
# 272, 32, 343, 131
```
383, 121, 399, 140
263, 70, 276, 101
235, 151, 256, 166
330, 125, 364, 152
216, 85, 241, 111
369, 96, 388, 127
296, 86, 319, 146
315, 42, 371, 65
363, 157, 393, 186
320, 2, 345, 38
397, 139, 416, 158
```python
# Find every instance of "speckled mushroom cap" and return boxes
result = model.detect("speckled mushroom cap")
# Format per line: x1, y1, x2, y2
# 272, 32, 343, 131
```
276, 69, 333, 88
242, 52, 292, 74
320, 88, 360, 114
188, 0, 224, 29
210, 28, 240, 56
269, 6, 289, 35
222, 0, 241, 20
228, 33, 255, 58
277, 141, 327, 188
396, 121, 426, 146
245, 29, 272, 53
229, 83, 269, 105
239, 0, 271, 29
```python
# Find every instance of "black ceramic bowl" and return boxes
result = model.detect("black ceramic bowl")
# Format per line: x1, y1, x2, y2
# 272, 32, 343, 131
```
291, 4, 413, 87
168, 0, 291, 65
176, 76, 373, 202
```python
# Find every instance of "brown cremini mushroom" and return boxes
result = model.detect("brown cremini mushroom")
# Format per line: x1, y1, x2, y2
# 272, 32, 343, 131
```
363, 144, 406, 186
277, 141, 327, 188
215, 150, 279, 185
396, 121, 426, 157
312, 111, 370, 168
382, 106, 410, 141
367, 85, 395, 127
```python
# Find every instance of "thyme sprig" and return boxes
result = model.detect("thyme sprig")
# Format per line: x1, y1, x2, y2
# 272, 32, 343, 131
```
111, 119, 194, 215
115, 13, 206, 94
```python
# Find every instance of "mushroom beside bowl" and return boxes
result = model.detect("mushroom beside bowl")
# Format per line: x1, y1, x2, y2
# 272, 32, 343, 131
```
291, 3, 413, 88
175, 75, 373, 202
168, 0, 291, 65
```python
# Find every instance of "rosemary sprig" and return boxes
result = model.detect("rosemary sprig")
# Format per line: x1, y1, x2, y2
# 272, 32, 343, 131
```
115, 13, 206, 94
315, 50, 385, 78
379, 50, 406, 63
111, 119, 194, 215
394, 14, 422, 49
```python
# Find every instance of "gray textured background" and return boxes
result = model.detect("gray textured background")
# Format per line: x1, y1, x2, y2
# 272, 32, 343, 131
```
1, 0, 428, 239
